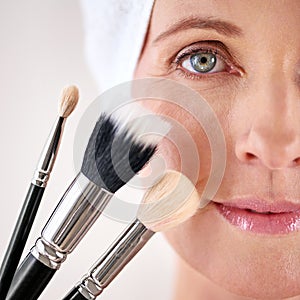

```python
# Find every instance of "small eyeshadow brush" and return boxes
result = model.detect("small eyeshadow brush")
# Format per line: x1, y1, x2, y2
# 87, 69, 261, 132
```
0, 85, 79, 300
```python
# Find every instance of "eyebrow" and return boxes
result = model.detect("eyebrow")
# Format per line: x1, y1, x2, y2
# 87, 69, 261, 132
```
153, 16, 243, 44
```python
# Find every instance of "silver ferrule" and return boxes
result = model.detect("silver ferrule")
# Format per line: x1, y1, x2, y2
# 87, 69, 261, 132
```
78, 220, 154, 299
32, 116, 66, 187
31, 173, 113, 269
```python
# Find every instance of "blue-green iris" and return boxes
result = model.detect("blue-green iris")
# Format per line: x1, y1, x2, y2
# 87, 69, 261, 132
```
190, 53, 217, 73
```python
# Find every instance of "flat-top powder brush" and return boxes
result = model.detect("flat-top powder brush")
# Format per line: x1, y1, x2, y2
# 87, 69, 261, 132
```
6, 109, 170, 300
62, 170, 202, 300
0, 85, 79, 300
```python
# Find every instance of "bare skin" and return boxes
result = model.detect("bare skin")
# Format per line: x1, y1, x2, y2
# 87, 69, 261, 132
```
134, 0, 300, 299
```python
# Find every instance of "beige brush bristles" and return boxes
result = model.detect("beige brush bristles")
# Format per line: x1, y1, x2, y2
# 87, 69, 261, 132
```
58, 85, 79, 118
137, 170, 200, 232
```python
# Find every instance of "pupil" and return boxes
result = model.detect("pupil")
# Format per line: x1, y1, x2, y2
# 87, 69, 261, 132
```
200, 57, 207, 64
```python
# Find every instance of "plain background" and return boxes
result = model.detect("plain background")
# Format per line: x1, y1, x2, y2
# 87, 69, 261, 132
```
0, 1, 176, 299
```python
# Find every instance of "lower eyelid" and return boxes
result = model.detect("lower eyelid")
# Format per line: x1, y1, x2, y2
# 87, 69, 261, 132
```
175, 64, 243, 82
172, 69, 243, 89
176, 68, 220, 79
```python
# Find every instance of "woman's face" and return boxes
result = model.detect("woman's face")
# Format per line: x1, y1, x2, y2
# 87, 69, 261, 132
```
134, 0, 300, 299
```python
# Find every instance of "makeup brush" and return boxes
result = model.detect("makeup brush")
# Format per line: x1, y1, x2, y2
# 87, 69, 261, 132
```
6, 109, 170, 300
62, 170, 201, 300
0, 85, 79, 300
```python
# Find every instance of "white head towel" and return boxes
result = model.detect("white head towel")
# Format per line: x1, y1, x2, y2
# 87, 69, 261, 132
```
80, 0, 155, 92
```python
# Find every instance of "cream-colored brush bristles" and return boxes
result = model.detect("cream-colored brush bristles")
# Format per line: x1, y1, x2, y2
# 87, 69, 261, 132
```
111, 102, 171, 147
58, 85, 79, 118
137, 170, 200, 232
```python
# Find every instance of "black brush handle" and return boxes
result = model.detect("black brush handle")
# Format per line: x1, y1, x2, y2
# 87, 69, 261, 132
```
6, 253, 56, 300
0, 183, 45, 299
62, 287, 88, 300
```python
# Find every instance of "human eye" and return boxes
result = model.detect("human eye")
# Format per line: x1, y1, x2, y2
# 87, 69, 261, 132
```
173, 41, 243, 80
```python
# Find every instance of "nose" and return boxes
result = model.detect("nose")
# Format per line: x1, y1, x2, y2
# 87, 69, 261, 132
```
235, 76, 300, 170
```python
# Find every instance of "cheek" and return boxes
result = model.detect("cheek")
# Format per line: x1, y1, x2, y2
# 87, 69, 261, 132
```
139, 98, 212, 187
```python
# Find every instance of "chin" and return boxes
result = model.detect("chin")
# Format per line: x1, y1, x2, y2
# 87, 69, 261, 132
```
164, 201, 300, 300
208, 262, 300, 299
208, 266, 300, 300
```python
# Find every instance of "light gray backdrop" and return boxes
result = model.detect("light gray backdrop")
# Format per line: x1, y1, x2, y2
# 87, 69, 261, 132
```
0, 1, 175, 299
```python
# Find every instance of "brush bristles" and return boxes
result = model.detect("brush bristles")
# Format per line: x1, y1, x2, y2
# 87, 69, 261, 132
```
112, 103, 171, 147
81, 113, 159, 193
137, 170, 200, 232
59, 85, 79, 118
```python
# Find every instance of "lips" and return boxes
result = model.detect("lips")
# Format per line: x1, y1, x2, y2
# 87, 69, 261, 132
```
214, 199, 300, 234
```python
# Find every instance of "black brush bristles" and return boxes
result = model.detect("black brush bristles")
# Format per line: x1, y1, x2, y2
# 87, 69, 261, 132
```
81, 113, 156, 193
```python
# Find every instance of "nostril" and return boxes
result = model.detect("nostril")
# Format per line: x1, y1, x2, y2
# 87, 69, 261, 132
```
245, 153, 256, 160
293, 157, 300, 166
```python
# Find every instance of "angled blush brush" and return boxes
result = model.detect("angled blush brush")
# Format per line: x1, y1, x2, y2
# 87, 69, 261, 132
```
0, 85, 79, 300
62, 170, 203, 300
6, 109, 170, 300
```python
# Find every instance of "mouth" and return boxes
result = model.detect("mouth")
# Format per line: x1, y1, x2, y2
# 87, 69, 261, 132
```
214, 199, 300, 235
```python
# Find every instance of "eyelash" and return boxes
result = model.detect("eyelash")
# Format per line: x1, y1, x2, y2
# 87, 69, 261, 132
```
172, 42, 242, 80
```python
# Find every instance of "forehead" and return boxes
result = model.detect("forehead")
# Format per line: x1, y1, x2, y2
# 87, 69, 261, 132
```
150, 0, 300, 39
